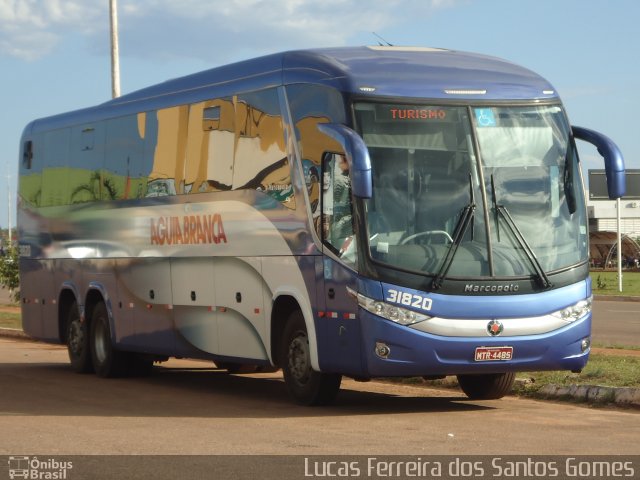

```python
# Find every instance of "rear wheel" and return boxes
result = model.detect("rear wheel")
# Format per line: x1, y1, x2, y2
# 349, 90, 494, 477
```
281, 310, 341, 405
66, 301, 93, 374
457, 372, 516, 400
90, 301, 128, 378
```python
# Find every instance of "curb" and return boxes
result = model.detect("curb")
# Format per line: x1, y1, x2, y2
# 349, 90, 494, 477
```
593, 295, 640, 302
0, 327, 29, 340
537, 383, 640, 408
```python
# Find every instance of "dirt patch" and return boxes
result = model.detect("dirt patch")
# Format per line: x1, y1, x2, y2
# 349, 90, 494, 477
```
0, 305, 20, 314
592, 347, 640, 358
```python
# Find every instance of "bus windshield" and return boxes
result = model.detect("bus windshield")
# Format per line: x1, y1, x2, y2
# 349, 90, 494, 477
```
354, 103, 588, 280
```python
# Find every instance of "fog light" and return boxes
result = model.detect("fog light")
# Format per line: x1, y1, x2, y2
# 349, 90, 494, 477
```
581, 337, 591, 353
375, 342, 391, 359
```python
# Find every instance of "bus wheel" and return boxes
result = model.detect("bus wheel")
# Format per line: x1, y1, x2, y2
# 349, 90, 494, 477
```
90, 301, 127, 378
66, 301, 93, 374
280, 310, 341, 406
456, 372, 516, 400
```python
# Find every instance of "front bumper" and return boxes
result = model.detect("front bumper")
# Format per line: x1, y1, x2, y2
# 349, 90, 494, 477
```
359, 309, 591, 377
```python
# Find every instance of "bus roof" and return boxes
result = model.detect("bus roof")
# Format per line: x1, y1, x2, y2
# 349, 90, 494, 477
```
111, 46, 557, 104
30, 46, 558, 131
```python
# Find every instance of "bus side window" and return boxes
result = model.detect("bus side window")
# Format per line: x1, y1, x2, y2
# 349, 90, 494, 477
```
322, 152, 356, 264
233, 89, 293, 206
23, 141, 33, 169
184, 98, 235, 193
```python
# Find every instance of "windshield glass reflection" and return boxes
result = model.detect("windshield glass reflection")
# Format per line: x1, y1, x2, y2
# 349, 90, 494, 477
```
355, 103, 587, 280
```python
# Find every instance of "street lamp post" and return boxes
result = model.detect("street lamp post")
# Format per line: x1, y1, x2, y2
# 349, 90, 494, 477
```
109, 0, 121, 99
617, 198, 622, 292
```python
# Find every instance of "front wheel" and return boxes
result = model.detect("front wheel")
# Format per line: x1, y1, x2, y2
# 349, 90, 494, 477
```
457, 372, 516, 400
281, 311, 341, 406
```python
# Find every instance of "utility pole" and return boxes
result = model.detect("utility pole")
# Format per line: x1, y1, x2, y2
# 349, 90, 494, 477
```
617, 198, 622, 292
110, 0, 121, 98
6, 168, 11, 246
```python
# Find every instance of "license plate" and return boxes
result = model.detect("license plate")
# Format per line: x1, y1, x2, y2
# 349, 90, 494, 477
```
474, 346, 513, 361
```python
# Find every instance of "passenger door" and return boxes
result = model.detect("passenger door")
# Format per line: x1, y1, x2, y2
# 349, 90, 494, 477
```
316, 153, 363, 376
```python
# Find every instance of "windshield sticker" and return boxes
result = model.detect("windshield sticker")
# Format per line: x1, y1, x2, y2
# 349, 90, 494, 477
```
474, 108, 496, 127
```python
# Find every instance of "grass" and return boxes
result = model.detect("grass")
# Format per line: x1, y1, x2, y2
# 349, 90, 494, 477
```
590, 270, 640, 296
390, 353, 640, 400
0, 311, 21, 329
514, 353, 640, 392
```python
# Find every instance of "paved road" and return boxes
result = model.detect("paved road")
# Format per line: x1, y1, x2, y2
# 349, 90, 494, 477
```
0, 338, 637, 458
592, 298, 640, 346
0, 288, 14, 305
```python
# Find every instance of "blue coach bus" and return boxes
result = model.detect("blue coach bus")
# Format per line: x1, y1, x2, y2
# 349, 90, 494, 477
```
18, 46, 625, 405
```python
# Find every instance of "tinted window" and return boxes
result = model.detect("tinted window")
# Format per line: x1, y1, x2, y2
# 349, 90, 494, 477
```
41, 128, 71, 206
183, 98, 235, 193
233, 89, 292, 206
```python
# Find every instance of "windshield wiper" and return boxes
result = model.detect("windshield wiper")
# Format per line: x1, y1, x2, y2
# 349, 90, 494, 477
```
431, 174, 475, 290
491, 177, 552, 289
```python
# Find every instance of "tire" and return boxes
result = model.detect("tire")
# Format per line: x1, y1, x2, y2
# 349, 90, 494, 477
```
280, 310, 341, 406
90, 301, 128, 378
66, 301, 93, 374
457, 372, 516, 400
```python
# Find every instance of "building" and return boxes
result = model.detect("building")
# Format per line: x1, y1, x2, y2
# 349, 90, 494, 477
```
587, 168, 640, 267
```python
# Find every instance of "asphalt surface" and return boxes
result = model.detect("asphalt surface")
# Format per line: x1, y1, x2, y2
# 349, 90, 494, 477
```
0, 288, 13, 304
592, 296, 640, 346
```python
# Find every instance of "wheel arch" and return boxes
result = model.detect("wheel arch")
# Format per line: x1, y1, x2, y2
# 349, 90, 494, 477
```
57, 283, 81, 344
270, 291, 320, 371
84, 282, 116, 344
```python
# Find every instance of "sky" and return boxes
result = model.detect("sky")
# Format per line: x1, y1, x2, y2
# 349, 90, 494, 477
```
1, 0, 638, 229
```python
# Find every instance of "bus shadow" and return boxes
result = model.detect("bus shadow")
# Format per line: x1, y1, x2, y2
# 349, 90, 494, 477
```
1, 362, 495, 419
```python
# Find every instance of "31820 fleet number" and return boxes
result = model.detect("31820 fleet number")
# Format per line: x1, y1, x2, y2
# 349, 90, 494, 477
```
385, 289, 433, 311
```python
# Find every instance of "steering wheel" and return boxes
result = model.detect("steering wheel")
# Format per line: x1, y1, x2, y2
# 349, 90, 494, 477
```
400, 230, 453, 245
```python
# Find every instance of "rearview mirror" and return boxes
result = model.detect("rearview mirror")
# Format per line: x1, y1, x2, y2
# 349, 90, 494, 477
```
317, 123, 372, 198
572, 126, 625, 199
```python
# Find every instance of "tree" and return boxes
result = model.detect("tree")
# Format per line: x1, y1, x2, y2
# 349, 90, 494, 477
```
0, 245, 20, 303
71, 171, 118, 203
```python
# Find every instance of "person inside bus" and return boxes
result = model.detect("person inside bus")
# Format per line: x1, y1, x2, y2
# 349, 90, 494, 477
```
332, 154, 353, 240
322, 153, 355, 259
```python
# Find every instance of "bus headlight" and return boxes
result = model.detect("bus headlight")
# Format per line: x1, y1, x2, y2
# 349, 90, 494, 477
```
356, 293, 432, 326
550, 296, 592, 322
